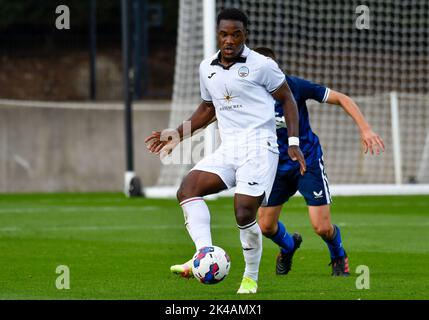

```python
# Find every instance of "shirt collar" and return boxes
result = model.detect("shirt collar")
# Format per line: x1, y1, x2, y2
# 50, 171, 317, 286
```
210, 45, 249, 69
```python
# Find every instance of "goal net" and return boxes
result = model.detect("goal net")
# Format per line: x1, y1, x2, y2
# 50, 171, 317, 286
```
156, 0, 429, 190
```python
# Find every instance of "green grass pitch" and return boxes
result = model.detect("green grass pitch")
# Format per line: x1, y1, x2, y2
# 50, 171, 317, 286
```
0, 193, 428, 300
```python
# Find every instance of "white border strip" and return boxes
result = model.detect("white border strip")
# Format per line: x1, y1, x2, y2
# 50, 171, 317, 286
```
318, 158, 332, 203
144, 184, 429, 198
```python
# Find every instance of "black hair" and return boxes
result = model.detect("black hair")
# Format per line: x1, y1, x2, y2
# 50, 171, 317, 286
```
217, 8, 249, 29
254, 47, 277, 61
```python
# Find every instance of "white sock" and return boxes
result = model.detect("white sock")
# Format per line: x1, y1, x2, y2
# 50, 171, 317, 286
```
180, 197, 212, 250
238, 220, 262, 282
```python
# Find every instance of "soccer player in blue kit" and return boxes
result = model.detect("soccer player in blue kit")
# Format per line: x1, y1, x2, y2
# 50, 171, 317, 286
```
254, 47, 385, 276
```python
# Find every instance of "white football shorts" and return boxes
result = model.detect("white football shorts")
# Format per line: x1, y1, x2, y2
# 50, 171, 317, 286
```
191, 144, 279, 206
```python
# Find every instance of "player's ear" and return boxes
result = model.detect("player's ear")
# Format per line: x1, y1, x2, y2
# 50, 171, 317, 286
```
243, 29, 249, 43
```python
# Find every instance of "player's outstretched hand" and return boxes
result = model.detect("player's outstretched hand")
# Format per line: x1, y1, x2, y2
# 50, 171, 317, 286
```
144, 129, 181, 159
361, 129, 385, 155
144, 131, 164, 154
288, 146, 306, 175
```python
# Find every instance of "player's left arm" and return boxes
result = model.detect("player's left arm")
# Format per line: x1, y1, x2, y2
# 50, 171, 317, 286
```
326, 90, 385, 155
272, 83, 306, 175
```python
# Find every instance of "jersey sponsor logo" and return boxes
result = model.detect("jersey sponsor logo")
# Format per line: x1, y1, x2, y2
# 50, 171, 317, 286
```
220, 86, 239, 103
208, 72, 216, 79
238, 66, 249, 78
219, 104, 243, 111
313, 190, 324, 199
216, 86, 243, 111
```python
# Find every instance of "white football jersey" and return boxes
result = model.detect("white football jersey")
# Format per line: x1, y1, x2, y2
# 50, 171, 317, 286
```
199, 45, 286, 152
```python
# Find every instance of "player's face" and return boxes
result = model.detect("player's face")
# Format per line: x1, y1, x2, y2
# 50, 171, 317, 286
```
217, 20, 247, 62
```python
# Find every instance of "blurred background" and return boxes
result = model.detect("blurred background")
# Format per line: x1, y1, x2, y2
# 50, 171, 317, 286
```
0, 0, 177, 100
0, 0, 178, 193
0, 0, 428, 194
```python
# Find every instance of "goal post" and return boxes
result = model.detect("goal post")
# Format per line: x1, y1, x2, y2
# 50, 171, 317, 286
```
203, 0, 217, 158
417, 128, 429, 183
390, 91, 402, 185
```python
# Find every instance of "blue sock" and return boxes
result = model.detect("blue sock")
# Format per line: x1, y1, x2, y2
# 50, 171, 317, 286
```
269, 221, 295, 254
323, 224, 345, 259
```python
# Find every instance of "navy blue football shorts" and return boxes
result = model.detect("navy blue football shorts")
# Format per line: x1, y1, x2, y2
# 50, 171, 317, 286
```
267, 157, 332, 207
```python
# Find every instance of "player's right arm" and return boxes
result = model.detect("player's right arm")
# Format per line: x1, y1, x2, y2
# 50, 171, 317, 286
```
145, 61, 216, 157
144, 101, 215, 156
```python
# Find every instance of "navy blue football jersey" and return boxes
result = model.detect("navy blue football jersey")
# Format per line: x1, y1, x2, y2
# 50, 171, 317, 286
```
275, 75, 330, 171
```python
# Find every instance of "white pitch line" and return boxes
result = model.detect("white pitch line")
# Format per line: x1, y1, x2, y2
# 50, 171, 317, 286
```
0, 222, 428, 234
0, 227, 21, 232
0, 224, 233, 233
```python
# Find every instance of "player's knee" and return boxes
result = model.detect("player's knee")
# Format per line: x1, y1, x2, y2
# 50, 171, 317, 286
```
176, 185, 194, 203
259, 220, 277, 237
235, 207, 256, 226
176, 188, 185, 203
177, 182, 206, 203
313, 224, 332, 239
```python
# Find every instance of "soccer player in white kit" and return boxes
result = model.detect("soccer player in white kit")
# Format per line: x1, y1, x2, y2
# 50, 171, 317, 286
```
145, 8, 306, 294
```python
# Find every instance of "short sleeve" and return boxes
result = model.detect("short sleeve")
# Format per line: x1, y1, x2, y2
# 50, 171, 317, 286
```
199, 62, 212, 102
260, 58, 287, 93
296, 78, 330, 103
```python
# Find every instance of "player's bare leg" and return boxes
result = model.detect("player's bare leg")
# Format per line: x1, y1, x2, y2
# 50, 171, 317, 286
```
308, 205, 349, 276
259, 205, 302, 275
258, 205, 282, 236
235, 193, 264, 294
308, 205, 333, 238
170, 170, 227, 278
177, 170, 228, 203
